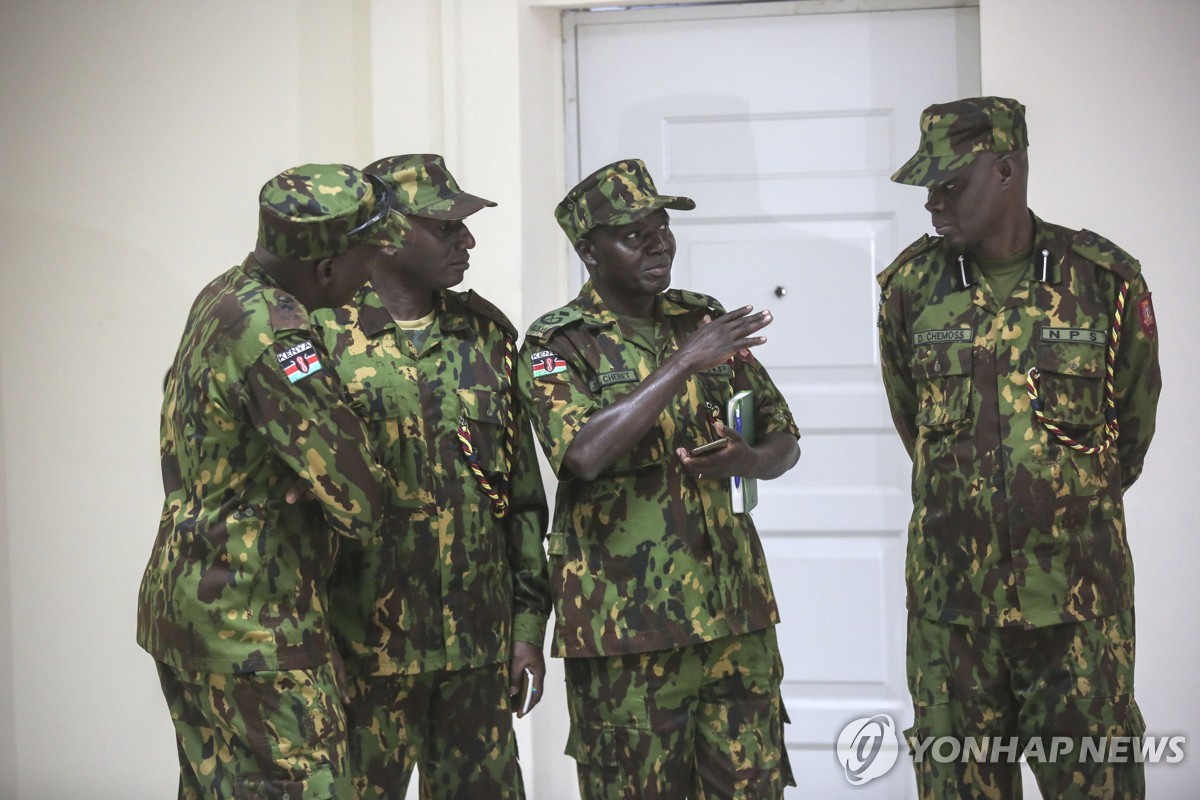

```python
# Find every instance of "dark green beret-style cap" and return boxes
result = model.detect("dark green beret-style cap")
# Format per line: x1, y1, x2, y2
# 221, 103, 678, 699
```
891, 96, 1029, 187
555, 158, 696, 245
257, 163, 410, 260
364, 153, 496, 221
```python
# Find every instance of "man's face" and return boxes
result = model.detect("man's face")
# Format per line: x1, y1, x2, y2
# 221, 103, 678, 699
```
372, 214, 475, 292
580, 209, 676, 302
924, 154, 1005, 252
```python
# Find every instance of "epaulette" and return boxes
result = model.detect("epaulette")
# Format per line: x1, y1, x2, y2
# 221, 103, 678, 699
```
526, 305, 583, 340
266, 287, 310, 333
664, 288, 725, 316
450, 289, 518, 338
1070, 229, 1141, 281
877, 234, 941, 288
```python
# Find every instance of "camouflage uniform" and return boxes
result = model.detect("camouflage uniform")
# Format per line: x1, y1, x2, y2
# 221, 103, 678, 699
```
519, 159, 799, 798
137, 164, 405, 799
879, 98, 1161, 799
312, 154, 550, 799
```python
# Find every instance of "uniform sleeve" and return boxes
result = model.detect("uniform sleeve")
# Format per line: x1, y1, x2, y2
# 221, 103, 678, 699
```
739, 354, 800, 439
241, 336, 391, 541
506, 401, 552, 646
878, 281, 919, 458
1113, 273, 1161, 489
517, 335, 599, 478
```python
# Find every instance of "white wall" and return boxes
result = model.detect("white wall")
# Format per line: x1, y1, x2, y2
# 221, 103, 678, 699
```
1, 0, 1196, 797
981, 1, 1200, 796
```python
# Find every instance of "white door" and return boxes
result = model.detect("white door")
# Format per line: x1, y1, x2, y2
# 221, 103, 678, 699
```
561, 3, 981, 797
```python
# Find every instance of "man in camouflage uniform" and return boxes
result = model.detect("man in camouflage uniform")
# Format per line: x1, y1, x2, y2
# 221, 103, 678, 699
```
311, 154, 550, 799
137, 163, 408, 799
878, 97, 1161, 799
518, 159, 801, 799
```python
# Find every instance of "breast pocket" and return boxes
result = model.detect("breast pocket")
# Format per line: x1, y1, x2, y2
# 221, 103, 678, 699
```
910, 342, 973, 428
348, 384, 427, 502
1035, 342, 1105, 428
457, 388, 510, 475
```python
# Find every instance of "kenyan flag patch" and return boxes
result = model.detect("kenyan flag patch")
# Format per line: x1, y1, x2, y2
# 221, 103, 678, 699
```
531, 349, 567, 379
277, 341, 323, 383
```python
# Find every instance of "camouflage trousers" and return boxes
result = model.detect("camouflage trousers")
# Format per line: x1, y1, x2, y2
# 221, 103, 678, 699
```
344, 662, 525, 799
563, 627, 795, 800
155, 660, 350, 799
905, 611, 1145, 800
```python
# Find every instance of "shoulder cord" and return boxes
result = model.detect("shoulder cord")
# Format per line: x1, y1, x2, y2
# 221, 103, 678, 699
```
1025, 280, 1130, 455
456, 335, 516, 518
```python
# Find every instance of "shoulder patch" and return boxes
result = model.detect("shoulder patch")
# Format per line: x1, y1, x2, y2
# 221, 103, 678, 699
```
877, 235, 941, 288
1070, 229, 1141, 281
456, 290, 517, 337
275, 340, 323, 382
526, 306, 583, 340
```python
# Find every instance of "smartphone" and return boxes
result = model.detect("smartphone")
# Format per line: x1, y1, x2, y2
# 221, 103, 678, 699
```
517, 666, 535, 716
689, 437, 729, 457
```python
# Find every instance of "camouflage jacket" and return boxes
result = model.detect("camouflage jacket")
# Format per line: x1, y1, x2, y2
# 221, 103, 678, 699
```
312, 284, 551, 676
137, 257, 392, 673
518, 282, 800, 658
877, 215, 1161, 628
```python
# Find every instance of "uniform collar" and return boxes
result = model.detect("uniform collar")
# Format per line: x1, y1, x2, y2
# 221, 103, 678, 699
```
357, 284, 471, 338
573, 281, 694, 327
950, 212, 1063, 291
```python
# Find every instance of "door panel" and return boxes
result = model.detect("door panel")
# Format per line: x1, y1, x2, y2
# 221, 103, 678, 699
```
566, 4, 980, 797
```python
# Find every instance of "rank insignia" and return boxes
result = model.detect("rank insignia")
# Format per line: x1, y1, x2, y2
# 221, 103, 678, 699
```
530, 349, 567, 378
277, 341, 323, 383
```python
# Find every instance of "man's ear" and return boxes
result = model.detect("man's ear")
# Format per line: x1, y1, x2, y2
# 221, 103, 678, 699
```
995, 153, 1016, 186
575, 238, 597, 268
313, 256, 336, 287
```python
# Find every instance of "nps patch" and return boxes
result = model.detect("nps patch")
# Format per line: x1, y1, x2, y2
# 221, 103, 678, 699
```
530, 349, 568, 379
1136, 293, 1157, 339
276, 341, 323, 383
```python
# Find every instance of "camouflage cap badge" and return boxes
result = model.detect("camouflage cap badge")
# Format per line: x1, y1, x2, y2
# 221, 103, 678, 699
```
891, 96, 1029, 187
258, 163, 410, 261
364, 153, 497, 221
555, 159, 696, 245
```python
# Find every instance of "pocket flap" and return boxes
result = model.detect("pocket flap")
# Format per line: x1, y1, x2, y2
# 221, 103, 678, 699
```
457, 388, 502, 423
1037, 342, 1104, 378
910, 340, 972, 380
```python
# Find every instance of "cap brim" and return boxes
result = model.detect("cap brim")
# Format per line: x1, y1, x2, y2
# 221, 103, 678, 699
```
605, 194, 696, 227
409, 192, 498, 220
890, 153, 976, 187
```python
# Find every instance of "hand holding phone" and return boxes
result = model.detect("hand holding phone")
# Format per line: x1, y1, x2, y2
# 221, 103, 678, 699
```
517, 666, 536, 716
689, 437, 729, 457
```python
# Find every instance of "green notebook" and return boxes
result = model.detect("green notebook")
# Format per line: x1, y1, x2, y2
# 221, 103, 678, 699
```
727, 389, 757, 514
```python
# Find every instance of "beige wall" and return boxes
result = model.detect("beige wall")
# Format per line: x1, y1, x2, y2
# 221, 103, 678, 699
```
0, 0, 1196, 796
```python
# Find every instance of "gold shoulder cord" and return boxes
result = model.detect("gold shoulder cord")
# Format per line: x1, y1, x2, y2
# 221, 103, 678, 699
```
456, 336, 516, 517
1025, 280, 1130, 455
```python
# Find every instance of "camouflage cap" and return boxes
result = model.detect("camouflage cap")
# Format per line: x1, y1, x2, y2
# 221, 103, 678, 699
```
364, 153, 496, 220
555, 159, 696, 245
257, 163, 410, 261
891, 96, 1029, 187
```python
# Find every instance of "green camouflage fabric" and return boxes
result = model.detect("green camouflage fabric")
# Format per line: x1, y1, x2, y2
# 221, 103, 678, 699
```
876, 215, 1161, 628
137, 257, 393, 674
564, 628, 794, 799
518, 282, 800, 658
906, 611, 1145, 799
311, 283, 550, 676
157, 661, 351, 799
364, 153, 497, 220
258, 163, 409, 260
891, 97, 1029, 187
554, 158, 696, 244
344, 664, 525, 798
